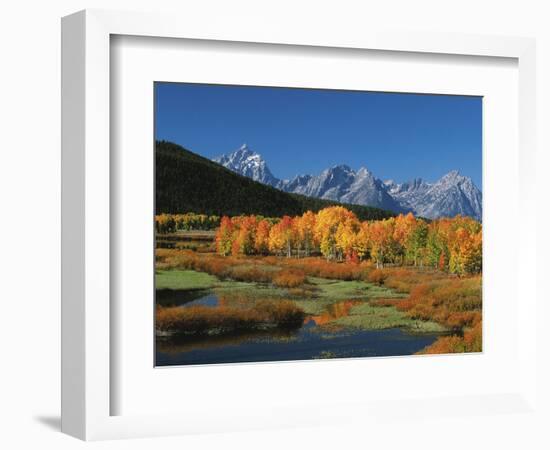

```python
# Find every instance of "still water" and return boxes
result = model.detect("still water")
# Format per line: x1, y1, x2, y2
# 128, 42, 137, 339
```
155, 290, 442, 366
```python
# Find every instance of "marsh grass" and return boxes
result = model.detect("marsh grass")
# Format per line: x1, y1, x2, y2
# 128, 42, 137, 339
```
271, 256, 367, 281
156, 249, 299, 285
156, 300, 306, 335
155, 249, 482, 354
396, 277, 482, 330
309, 277, 402, 300
418, 322, 482, 354
155, 269, 221, 290
323, 301, 446, 332
374, 268, 482, 353
272, 270, 307, 288
155, 269, 259, 293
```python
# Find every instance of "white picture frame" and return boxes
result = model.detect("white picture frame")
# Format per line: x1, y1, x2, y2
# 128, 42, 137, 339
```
61, 9, 537, 441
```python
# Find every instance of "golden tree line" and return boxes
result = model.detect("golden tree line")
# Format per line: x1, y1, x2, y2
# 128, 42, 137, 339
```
215, 206, 482, 275
155, 212, 220, 233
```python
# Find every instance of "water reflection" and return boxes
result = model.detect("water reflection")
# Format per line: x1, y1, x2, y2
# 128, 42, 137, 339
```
155, 290, 444, 366
156, 325, 442, 366
156, 289, 211, 307
157, 328, 298, 354
306, 300, 360, 326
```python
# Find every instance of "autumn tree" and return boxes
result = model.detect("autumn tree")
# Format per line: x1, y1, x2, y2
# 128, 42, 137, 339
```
232, 216, 257, 255
406, 219, 428, 266
254, 219, 272, 255
207, 206, 481, 273
335, 215, 360, 261
155, 214, 176, 234
314, 206, 357, 260
465, 230, 483, 274
392, 213, 417, 263
269, 216, 295, 257
354, 221, 371, 261
369, 218, 396, 268
449, 225, 482, 275
215, 216, 234, 256
426, 220, 450, 270
294, 211, 317, 257
171, 213, 220, 231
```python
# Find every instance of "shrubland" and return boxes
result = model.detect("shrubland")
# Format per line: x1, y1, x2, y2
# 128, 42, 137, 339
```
156, 300, 305, 335
368, 268, 482, 353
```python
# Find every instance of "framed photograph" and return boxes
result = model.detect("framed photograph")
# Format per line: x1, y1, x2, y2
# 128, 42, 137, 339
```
62, 9, 537, 441
153, 83, 483, 367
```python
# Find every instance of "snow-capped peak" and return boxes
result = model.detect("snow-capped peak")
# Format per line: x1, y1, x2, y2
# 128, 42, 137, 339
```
212, 144, 482, 220
391, 171, 481, 220
356, 167, 373, 178
440, 170, 462, 181
213, 144, 278, 186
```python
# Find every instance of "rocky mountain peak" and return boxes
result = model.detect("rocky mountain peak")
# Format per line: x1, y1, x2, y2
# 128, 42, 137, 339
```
213, 144, 278, 186
213, 145, 482, 220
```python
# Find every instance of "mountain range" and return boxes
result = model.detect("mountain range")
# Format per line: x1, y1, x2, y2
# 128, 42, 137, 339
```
213, 144, 482, 221
155, 141, 395, 221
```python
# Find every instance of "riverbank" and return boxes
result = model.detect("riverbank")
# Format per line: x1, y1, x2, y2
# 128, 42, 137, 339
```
155, 267, 444, 336
155, 250, 482, 358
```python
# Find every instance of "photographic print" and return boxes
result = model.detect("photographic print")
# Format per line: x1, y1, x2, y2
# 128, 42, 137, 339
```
154, 83, 482, 366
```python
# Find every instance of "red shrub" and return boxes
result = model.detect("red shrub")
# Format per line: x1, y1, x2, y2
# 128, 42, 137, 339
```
368, 269, 388, 286
419, 335, 466, 354
282, 257, 364, 281
156, 300, 305, 334
272, 270, 307, 288
420, 321, 482, 354
228, 265, 273, 283
394, 276, 481, 330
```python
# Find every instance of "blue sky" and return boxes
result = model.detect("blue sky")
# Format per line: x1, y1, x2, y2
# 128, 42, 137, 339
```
155, 83, 482, 187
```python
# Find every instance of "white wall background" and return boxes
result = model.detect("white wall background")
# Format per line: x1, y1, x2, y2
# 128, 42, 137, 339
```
0, 1, 548, 448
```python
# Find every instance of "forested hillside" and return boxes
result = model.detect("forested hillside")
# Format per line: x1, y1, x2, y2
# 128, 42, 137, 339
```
155, 141, 396, 221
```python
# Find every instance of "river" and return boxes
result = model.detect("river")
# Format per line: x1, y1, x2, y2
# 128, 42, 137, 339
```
155, 290, 442, 366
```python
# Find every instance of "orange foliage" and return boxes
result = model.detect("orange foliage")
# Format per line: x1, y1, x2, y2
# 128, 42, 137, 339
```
216, 216, 234, 256
314, 206, 358, 260
156, 300, 306, 334
212, 208, 481, 277
307, 300, 360, 325
269, 216, 295, 257
367, 266, 483, 354
277, 257, 366, 281
395, 276, 482, 330
368, 269, 388, 286
294, 211, 317, 257
254, 219, 272, 255
421, 322, 482, 354
272, 269, 307, 288
368, 218, 396, 268
156, 246, 482, 354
